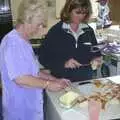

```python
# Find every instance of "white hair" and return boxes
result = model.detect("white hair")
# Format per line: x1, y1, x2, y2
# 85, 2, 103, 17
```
16, 0, 48, 26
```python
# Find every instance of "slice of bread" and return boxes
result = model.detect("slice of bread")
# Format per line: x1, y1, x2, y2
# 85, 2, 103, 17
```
59, 91, 80, 108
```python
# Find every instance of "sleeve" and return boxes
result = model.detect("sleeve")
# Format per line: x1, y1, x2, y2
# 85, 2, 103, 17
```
5, 41, 32, 81
39, 28, 69, 71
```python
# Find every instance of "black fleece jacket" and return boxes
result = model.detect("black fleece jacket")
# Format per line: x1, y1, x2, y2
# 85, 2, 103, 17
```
39, 21, 101, 81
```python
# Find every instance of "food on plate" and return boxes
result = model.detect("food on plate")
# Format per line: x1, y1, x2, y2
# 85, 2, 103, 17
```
108, 98, 120, 105
93, 80, 104, 88
104, 92, 113, 100
88, 92, 108, 110
59, 91, 80, 108
79, 100, 88, 107
77, 96, 88, 107
104, 81, 114, 90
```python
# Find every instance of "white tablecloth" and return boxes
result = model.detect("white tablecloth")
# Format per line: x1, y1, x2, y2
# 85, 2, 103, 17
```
46, 81, 120, 120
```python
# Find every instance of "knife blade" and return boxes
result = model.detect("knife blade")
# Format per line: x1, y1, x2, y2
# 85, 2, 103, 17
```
78, 81, 91, 85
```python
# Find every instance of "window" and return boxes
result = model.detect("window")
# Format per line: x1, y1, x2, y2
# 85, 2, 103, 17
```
0, 0, 11, 13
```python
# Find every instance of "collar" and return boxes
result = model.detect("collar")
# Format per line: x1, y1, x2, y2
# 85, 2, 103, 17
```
62, 22, 89, 38
62, 22, 89, 31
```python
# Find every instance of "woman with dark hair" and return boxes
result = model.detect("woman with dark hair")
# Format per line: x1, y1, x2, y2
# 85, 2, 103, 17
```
39, 0, 102, 82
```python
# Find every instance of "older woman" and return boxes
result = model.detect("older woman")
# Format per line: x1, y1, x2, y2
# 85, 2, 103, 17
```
39, 0, 102, 82
0, 0, 69, 120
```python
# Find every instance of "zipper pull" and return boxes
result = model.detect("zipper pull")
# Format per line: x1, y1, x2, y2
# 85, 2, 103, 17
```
75, 43, 77, 48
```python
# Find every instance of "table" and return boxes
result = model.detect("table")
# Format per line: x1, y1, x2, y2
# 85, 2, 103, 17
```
45, 79, 120, 120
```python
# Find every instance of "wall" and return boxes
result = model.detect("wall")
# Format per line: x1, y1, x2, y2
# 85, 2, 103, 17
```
10, 0, 22, 23
56, 0, 65, 18
109, 0, 120, 23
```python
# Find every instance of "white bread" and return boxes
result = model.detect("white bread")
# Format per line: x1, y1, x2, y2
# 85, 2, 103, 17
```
59, 91, 80, 108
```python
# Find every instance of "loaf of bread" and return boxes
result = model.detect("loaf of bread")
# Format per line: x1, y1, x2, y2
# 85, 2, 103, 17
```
59, 91, 80, 108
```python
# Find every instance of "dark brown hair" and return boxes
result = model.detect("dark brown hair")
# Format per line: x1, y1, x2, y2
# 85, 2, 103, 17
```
60, 0, 92, 23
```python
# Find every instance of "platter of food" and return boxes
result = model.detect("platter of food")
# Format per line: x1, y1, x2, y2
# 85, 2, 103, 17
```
59, 78, 120, 119
78, 79, 120, 107
59, 91, 80, 108
78, 79, 120, 119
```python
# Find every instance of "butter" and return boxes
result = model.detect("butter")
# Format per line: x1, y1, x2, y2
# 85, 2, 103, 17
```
59, 91, 80, 108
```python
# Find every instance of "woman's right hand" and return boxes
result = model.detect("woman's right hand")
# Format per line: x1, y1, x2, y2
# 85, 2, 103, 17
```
47, 78, 70, 92
64, 58, 81, 69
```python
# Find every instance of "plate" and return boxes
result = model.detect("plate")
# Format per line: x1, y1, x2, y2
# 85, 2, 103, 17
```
62, 109, 88, 120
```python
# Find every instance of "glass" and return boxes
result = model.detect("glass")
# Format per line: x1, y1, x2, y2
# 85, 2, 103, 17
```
88, 99, 101, 120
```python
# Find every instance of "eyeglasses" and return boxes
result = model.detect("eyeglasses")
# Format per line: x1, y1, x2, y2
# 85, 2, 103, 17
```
75, 11, 88, 15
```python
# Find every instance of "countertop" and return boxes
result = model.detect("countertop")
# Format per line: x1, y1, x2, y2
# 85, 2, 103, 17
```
46, 79, 120, 120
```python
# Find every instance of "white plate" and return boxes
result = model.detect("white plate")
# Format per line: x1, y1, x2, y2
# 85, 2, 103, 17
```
107, 76, 120, 84
62, 109, 88, 120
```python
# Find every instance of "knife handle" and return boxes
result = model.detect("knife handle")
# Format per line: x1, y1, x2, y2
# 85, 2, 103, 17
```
78, 81, 91, 85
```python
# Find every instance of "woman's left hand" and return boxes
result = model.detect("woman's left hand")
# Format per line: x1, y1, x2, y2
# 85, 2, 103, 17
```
64, 58, 82, 69
46, 78, 70, 92
90, 56, 103, 70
